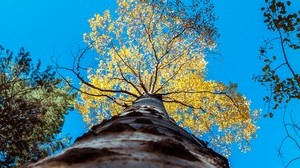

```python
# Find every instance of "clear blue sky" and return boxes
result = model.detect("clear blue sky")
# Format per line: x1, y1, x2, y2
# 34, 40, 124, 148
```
1, 1, 299, 168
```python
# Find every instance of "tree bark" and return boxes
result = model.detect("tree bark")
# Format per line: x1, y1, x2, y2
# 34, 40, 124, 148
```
25, 95, 229, 168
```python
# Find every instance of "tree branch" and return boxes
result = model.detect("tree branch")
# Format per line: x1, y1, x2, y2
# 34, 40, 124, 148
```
154, 62, 185, 94
161, 90, 240, 110
111, 43, 149, 94
116, 65, 143, 96
277, 28, 296, 76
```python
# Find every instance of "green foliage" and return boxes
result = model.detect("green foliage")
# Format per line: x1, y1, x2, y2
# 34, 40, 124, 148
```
254, 0, 300, 114
0, 46, 74, 167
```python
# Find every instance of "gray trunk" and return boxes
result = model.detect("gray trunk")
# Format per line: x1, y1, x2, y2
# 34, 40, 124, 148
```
25, 95, 229, 168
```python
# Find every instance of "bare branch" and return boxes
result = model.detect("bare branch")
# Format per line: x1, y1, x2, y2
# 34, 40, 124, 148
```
276, 28, 296, 76
161, 90, 240, 110
116, 65, 143, 96
285, 156, 300, 168
154, 62, 185, 94
57, 69, 128, 108
57, 65, 138, 98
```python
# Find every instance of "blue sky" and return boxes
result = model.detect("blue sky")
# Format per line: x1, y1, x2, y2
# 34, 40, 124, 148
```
1, 1, 299, 168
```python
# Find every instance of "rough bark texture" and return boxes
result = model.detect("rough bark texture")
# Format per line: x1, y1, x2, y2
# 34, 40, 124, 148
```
25, 95, 229, 168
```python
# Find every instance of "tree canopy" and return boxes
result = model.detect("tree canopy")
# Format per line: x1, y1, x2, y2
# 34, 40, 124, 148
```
74, 0, 260, 156
0, 46, 74, 167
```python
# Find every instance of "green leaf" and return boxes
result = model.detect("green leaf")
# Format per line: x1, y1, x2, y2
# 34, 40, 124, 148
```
263, 112, 273, 118
272, 55, 276, 60
271, 4, 276, 12
269, 112, 273, 118
287, 1, 291, 6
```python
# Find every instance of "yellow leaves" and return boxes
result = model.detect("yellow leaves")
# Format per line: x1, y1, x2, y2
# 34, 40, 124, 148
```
243, 120, 257, 140
119, 47, 131, 58
119, 0, 129, 9
77, 0, 259, 156
108, 24, 114, 31
172, 15, 183, 24
89, 11, 111, 31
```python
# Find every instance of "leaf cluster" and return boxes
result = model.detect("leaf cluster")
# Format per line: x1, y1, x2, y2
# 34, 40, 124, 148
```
262, 0, 300, 47
0, 46, 74, 167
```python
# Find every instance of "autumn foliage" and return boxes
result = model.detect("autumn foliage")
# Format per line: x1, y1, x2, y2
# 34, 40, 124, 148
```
75, 0, 260, 156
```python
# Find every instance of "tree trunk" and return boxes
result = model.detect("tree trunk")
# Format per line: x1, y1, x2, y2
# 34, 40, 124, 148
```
25, 95, 229, 168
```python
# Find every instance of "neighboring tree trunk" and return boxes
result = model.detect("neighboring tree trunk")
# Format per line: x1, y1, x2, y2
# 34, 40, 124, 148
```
25, 95, 229, 168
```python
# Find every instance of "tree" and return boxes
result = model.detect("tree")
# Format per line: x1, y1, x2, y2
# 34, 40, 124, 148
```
254, 0, 300, 167
69, 0, 259, 156
26, 95, 229, 168
256, 0, 300, 115
0, 46, 74, 167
